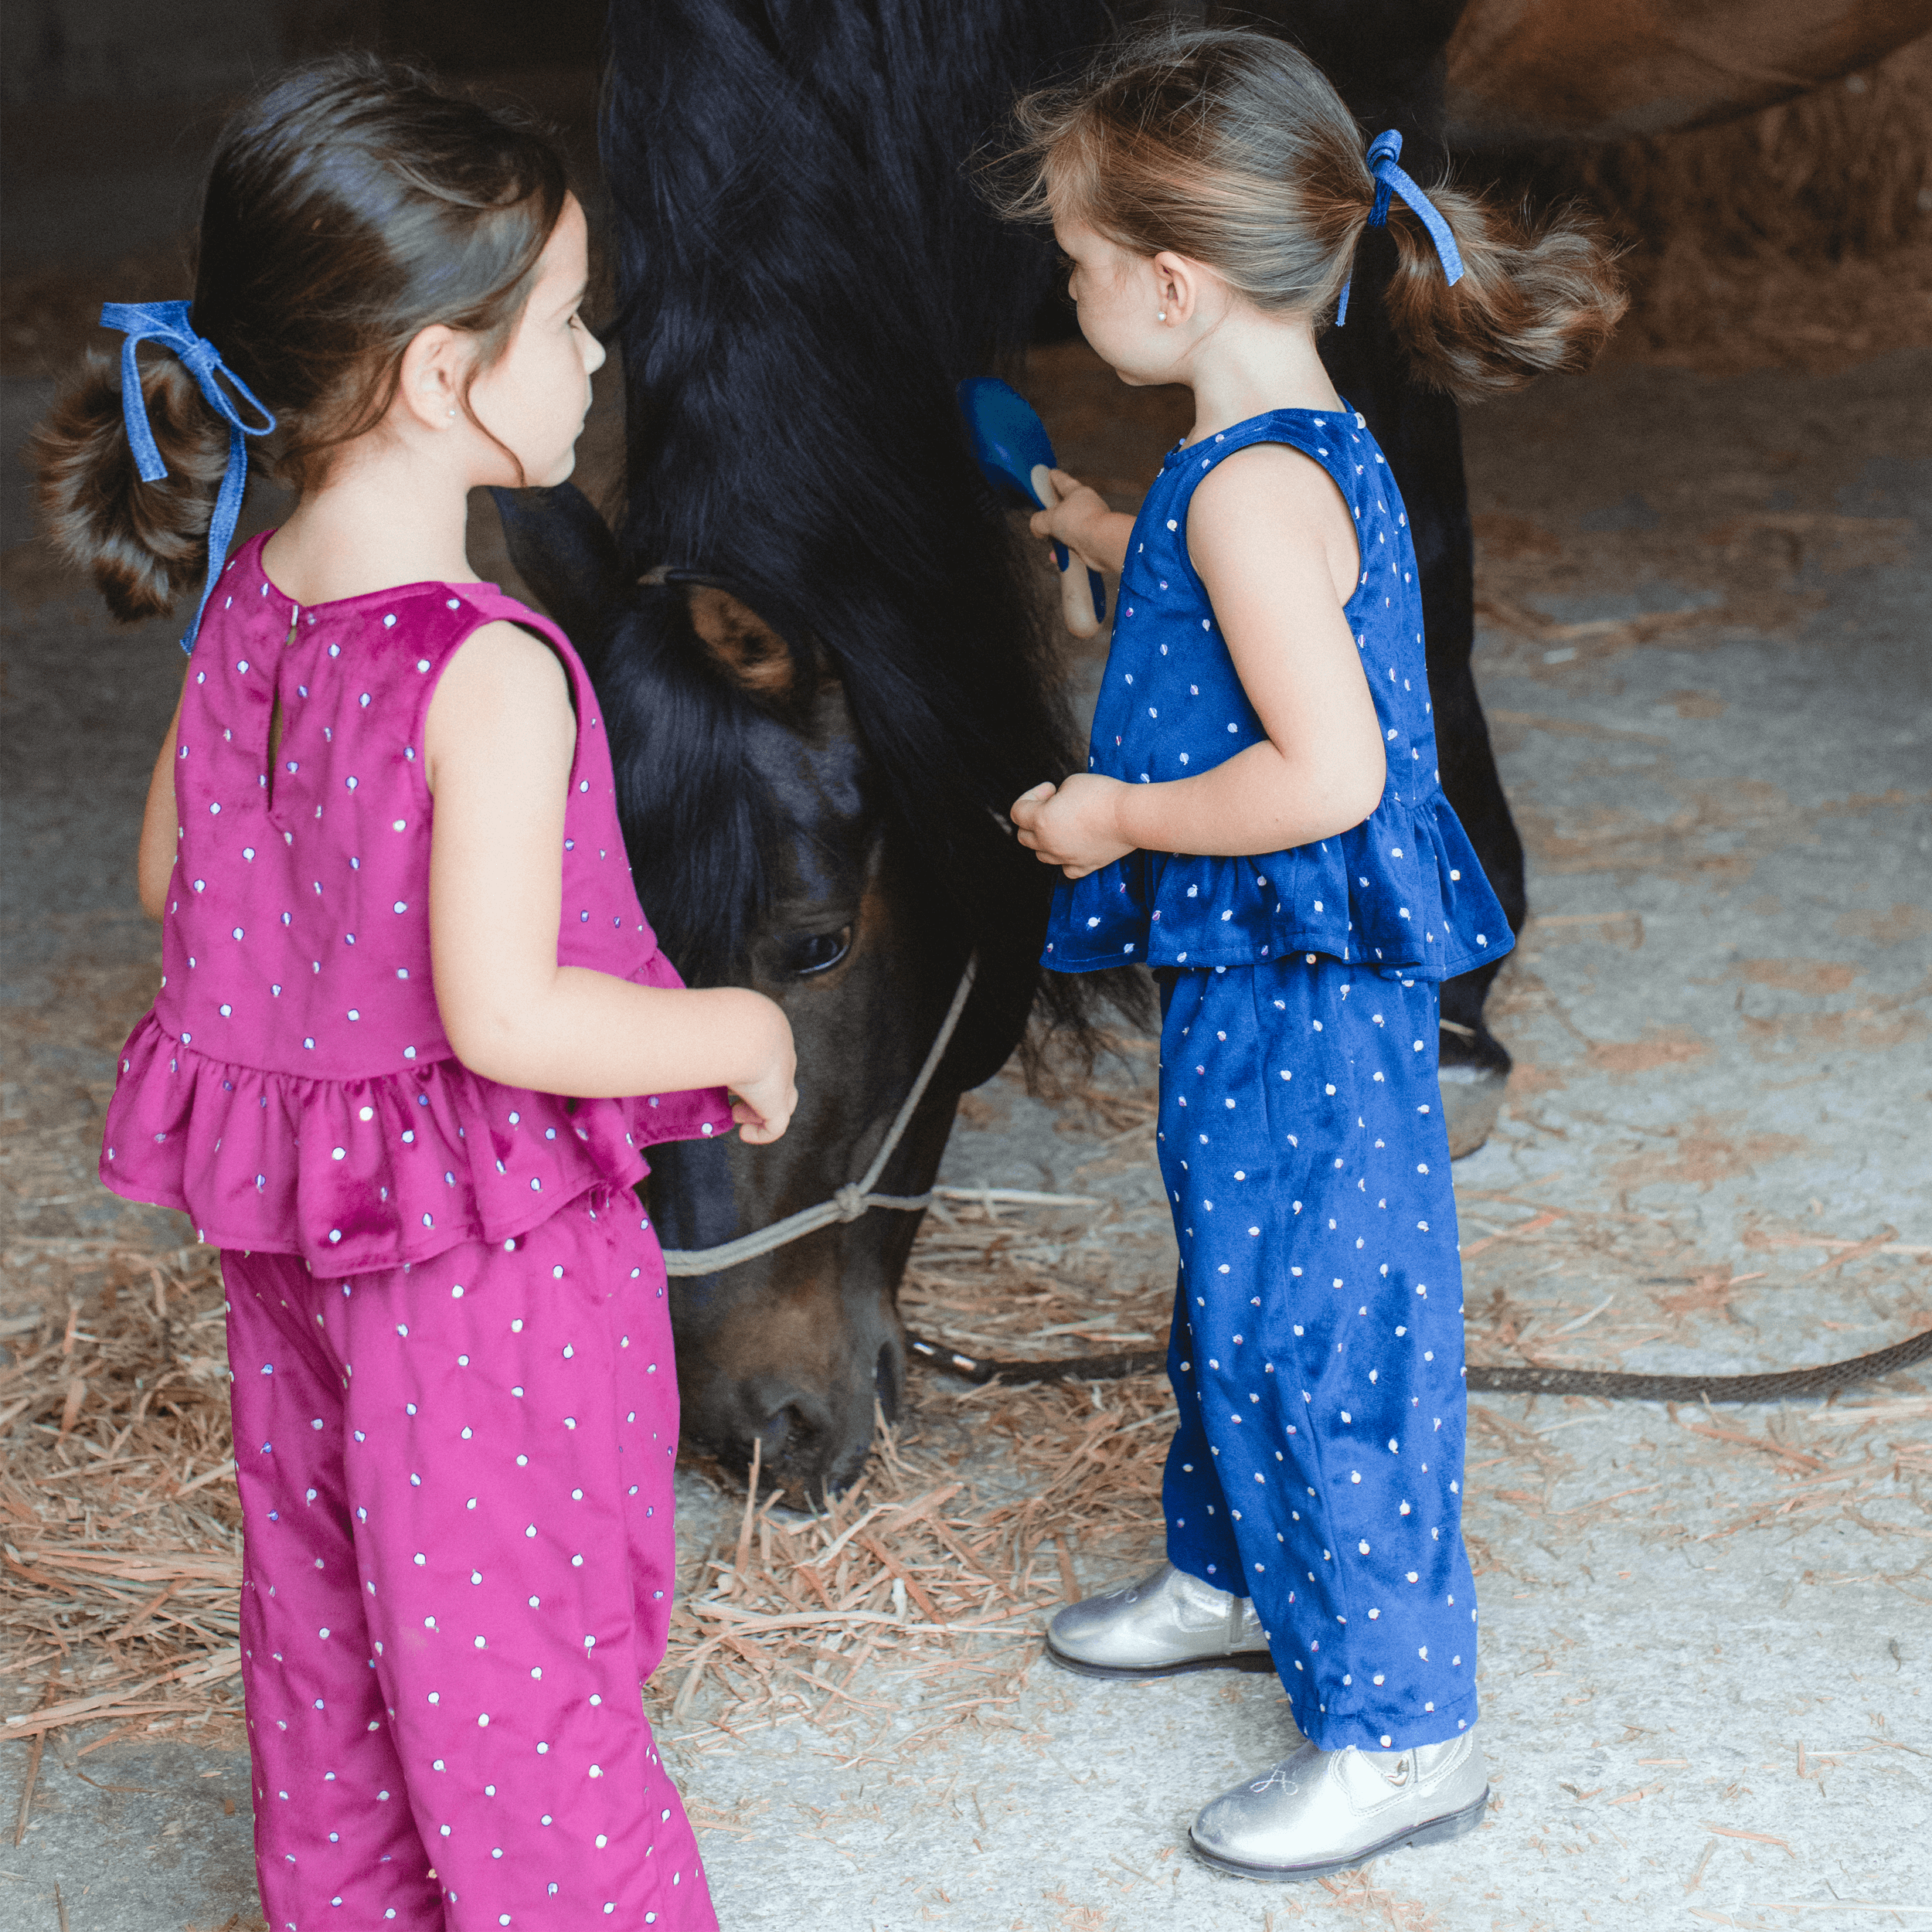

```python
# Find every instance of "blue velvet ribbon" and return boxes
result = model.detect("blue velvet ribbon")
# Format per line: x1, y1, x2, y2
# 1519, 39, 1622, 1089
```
99, 301, 277, 654
1335, 129, 1465, 328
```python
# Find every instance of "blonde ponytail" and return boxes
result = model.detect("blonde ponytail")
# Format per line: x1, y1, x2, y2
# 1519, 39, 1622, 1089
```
1382, 185, 1627, 402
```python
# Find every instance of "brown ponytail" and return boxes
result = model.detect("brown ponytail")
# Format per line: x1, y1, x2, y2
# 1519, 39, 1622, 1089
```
989, 24, 1626, 404
36, 352, 233, 621
33, 53, 569, 624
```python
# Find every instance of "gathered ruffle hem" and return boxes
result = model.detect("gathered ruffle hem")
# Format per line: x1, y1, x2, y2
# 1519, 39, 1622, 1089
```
101, 1012, 734, 1276
1043, 787, 1509, 978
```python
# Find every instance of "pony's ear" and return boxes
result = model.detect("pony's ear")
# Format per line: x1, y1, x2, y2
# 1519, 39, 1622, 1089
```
488, 483, 624, 646
685, 583, 800, 699
638, 567, 805, 704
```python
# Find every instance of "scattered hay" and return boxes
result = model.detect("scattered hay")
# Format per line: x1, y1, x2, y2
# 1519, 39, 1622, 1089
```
1, 1243, 243, 1747
0, 1201, 1180, 1760
9, 1162, 1923, 1758
7, 1093, 1924, 1768
656, 1362, 1175, 1753
1456, 1372, 1932, 1621
658, 1186, 1179, 1750
900, 1189, 1172, 1364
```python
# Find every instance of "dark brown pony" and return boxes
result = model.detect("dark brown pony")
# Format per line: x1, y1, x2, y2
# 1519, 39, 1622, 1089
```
498, 0, 1122, 1505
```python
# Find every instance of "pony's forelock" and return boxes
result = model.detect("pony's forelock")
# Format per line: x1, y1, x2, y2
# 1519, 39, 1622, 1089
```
597, 0, 1127, 1049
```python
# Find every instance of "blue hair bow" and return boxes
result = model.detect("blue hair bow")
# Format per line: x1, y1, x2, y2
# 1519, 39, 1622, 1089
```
99, 301, 277, 655
1335, 129, 1465, 328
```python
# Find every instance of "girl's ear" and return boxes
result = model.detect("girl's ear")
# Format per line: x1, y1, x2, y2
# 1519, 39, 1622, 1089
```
1151, 250, 1204, 323
394, 323, 468, 433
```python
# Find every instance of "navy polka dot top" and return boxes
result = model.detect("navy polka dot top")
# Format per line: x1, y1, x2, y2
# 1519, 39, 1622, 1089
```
1043, 406, 1513, 981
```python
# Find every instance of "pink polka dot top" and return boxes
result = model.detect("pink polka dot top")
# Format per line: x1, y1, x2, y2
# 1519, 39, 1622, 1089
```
100, 532, 733, 1274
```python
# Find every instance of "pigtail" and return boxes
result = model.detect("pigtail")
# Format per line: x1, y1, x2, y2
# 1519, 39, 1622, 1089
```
32, 53, 570, 632
33, 345, 231, 622
1380, 186, 1628, 402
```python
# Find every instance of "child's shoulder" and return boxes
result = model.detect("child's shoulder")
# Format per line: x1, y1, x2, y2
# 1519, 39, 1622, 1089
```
1189, 433, 1352, 518
1146, 406, 1372, 527
1182, 413, 1368, 584
417, 594, 583, 780
430, 614, 573, 708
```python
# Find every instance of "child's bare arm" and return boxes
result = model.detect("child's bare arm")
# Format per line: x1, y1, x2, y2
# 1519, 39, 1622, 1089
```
425, 623, 798, 1141
1012, 445, 1385, 874
136, 675, 188, 920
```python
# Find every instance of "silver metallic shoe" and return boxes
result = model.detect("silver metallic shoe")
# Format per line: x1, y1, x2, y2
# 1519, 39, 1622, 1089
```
1045, 1560, 1274, 1679
1190, 1731, 1489, 1881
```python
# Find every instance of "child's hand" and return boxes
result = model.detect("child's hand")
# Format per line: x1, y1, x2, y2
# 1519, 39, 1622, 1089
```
730, 998, 798, 1145
1010, 776, 1135, 879
1028, 469, 1117, 573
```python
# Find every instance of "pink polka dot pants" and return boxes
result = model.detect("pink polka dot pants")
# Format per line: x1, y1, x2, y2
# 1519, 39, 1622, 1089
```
223, 1186, 716, 1930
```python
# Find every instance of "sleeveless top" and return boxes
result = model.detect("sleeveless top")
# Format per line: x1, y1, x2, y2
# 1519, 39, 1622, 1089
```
101, 532, 733, 1274
1042, 406, 1512, 981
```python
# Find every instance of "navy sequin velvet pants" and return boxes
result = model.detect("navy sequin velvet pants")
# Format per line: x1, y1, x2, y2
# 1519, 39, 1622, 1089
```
1156, 957, 1480, 1752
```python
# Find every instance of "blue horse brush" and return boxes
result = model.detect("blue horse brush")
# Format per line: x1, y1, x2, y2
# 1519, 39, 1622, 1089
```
958, 376, 1107, 639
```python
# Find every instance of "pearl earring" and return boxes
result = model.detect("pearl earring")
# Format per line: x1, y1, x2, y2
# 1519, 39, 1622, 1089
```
1158, 308, 1168, 321
447, 408, 457, 419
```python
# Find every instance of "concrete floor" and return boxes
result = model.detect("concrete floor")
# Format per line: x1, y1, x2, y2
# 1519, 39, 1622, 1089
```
3, 331, 1929, 1929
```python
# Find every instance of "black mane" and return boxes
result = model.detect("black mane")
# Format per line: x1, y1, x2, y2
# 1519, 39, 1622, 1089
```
596, 0, 1114, 1036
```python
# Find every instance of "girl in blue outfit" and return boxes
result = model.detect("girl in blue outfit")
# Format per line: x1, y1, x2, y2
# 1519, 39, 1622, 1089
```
999, 27, 1621, 1881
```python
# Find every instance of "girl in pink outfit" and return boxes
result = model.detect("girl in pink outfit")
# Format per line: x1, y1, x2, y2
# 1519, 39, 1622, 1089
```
36, 54, 797, 1932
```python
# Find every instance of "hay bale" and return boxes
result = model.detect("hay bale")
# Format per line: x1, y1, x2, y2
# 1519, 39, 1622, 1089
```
1474, 37, 1932, 373
1556, 36, 1932, 263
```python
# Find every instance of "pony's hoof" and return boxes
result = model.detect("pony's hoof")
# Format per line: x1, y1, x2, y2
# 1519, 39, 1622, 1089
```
1440, 1024, 1511, 1160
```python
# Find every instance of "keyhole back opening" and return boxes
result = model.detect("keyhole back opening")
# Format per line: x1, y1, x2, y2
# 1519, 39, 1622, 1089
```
264, 614, 294, 808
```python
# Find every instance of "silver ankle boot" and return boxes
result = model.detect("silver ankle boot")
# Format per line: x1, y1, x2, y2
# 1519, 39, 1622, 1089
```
1045, 1560, 1274, 1679
1189, 1730, 1490, 1881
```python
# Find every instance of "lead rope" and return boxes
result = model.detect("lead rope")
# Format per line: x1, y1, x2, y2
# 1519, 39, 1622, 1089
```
659, 955, 978, 1277
905, 1317, 1932, 1401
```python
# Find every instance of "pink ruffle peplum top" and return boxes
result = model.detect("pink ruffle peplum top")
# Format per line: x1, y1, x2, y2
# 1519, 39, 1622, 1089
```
101, 532, 733, 1275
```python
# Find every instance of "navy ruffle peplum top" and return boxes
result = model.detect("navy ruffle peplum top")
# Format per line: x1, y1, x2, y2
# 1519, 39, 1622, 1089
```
1042, 406, 1512, 982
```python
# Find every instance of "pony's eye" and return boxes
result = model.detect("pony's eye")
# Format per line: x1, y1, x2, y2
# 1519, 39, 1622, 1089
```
784, 927, 852, 977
